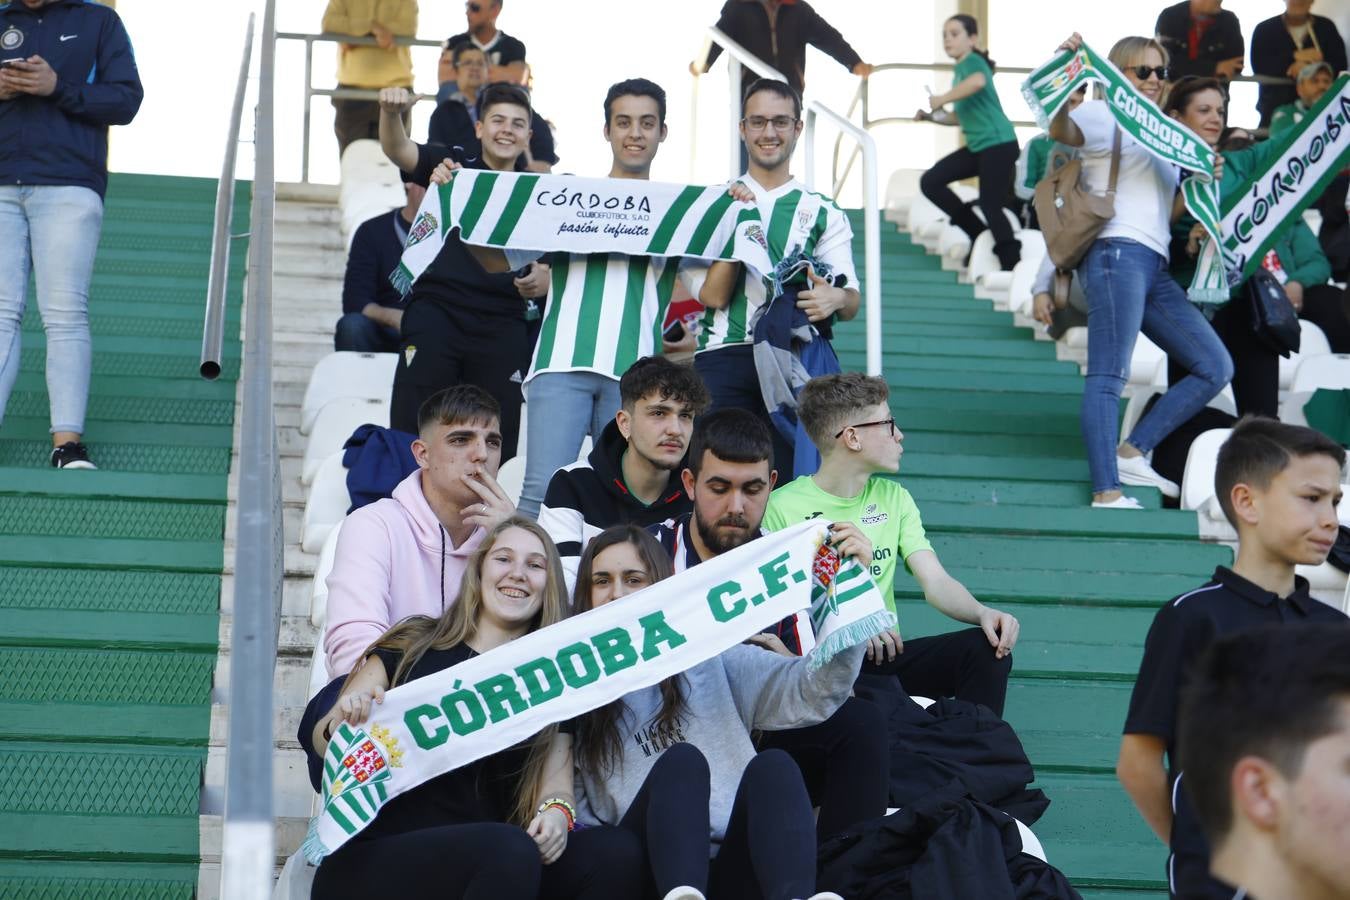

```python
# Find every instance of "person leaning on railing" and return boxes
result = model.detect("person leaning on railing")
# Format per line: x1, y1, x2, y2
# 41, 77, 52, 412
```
321, 0, 418, 157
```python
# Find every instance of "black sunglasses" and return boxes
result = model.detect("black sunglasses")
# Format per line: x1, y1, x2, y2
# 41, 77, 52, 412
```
834, 418, 897, 439
1130, 65, 1169, 81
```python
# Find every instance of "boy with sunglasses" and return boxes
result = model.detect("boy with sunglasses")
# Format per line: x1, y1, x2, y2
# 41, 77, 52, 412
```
762, 373, 1021, 715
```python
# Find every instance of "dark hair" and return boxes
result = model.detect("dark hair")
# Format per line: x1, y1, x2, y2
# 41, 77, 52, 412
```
1179, 622, 1350, 844
687, 408, 772, 477
1218, 126, 1253, 151
741, 77, 802, 120
946, 15, 996, 72
476, 81, 532, 118
451, 42, 485, 68
619, 356, 710, 414
1161, 76, 1228, 122
572, 525, 687, 777
417, 384, 500, 436
799, 373, 890, 449
603, 77, 668, 127
1214, 416, 1347, 527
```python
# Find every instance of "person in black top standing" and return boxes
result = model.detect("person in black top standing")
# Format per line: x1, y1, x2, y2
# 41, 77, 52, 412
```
1250, 0, 1347, 128
428, 50, 558, 174
447, 0, 527, 84
335, 180, 423, 353
304, 517, 643, 900
1155, 0, 1245, 81
378, 82, 550, 460
1173, 623, 1350, 900
1117, 417, 1349, 899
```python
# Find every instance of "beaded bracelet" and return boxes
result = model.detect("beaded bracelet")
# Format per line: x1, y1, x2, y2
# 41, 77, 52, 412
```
537, 797, 576, 831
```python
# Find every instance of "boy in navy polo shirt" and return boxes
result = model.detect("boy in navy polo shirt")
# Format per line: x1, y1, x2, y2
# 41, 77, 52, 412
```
1118, 417, 1349, 898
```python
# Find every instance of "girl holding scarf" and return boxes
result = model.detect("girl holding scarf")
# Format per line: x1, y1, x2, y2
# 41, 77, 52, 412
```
1048, 33, 1233, 509
571, 525, 858, 900
305, 518, 643, 900
918, 14, 1022, 271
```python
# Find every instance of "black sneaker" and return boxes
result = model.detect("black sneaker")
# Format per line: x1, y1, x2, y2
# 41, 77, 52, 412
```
50, 441, 96, 470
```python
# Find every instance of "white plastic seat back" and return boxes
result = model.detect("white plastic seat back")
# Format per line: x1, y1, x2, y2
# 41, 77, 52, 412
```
1181, 428, 1233, 512
497, 455, 525, 508
1280, 320, 1333, 389
311, 519, 345, 628
272, 849, 318, 900
301, 351, 398, 435
938, 223, 972, 261
966, 231, 999, 285
1129, 336, 1165, 386
339, 139, 405, 248
1008, 259, 1039, 317
303, 396, 391, 485
1017, 229, 1046, 264
904, 193, 946, 237
1291, 353, 1350, 394
884, 168, 925, 224
302, 451, 350, 554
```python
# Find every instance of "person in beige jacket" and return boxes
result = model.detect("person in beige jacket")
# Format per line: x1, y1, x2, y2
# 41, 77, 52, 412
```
322, 0, 418, 156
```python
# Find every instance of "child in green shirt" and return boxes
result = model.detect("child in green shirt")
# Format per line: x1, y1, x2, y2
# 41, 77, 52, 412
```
762, 373, 1020, 714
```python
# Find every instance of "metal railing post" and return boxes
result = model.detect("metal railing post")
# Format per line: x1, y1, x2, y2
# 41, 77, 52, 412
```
728, 57, 742, 177
200, 13, 254, 380
219, 0, 281, 896
861, 132, 881, 377
804, 109, 816, 191
302, 36, 313, 184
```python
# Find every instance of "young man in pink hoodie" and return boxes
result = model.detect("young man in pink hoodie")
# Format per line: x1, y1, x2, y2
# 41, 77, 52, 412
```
323, 384, 518, 676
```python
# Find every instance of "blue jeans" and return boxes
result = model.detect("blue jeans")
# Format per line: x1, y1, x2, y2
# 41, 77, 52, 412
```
1077, 239, 1233, 494
518, 371, 622, 518
0, 185, 104, 435
335, 312, 401, 353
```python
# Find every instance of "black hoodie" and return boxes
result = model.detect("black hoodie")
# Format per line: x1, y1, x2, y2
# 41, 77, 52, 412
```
538, 420, 691, 587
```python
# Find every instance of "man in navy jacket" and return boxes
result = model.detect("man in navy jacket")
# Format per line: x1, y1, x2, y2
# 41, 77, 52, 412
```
0, 0, 142, 470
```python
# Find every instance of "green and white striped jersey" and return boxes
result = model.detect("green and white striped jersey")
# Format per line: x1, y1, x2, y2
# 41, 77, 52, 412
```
679, 175, 858, 353
527, 252, 679, 382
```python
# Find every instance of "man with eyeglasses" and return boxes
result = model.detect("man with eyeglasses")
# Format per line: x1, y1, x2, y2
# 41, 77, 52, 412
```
428, 45, 558, 173
446, 0, 526, 85
680, 78, 860, 479
762, 373, 1020, 717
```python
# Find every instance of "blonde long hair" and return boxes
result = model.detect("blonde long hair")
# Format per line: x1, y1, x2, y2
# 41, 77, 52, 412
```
359, 516, 570, 826
1108, 35, 1169, 71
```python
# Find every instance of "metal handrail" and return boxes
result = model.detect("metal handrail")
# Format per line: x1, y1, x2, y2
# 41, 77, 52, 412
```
692, 27, 883, 377
277, 31, 443, 182
219, 0, 283, 896
200, 15, 254, 380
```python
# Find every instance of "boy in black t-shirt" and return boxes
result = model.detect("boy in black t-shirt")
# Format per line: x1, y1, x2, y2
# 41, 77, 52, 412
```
1118, 417, 1349, 898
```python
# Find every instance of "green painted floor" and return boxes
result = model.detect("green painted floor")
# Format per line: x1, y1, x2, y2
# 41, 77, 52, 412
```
0, 173, 249, 898
833, 213, 1226, 896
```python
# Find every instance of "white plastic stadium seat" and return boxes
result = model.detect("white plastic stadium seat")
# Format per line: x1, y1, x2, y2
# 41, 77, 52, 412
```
938, 223, 972, 263
302, 451, 350, 554
884, 168, 925, 227
1128, 336, 1165, 386
339, 139, 405, 249
904, 193, 946, 240
302, 396, 391, 485
1280, 320, 1333, 390
496, 455, 525, 508
1181, 428, 1233, 514
1008, 258, 1039, 318
301, 351, 399, 435
1291, 353, 1350, 394
272, 849, 318, 900
1017, 229, 1046, 265
311, 520, 344, 629
966, 231, 999, 287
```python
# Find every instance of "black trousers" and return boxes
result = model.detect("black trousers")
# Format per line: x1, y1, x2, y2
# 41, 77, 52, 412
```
919, 140, 1022, 269
864, 627, 1013, 716
333, 90, 410, 158
619, 744, 817, 900
390, 297, 528, 461
756, 696, 889, 839
312, 820, 643, 900
694, 344, 795, 480
1167, 297, 1277, 419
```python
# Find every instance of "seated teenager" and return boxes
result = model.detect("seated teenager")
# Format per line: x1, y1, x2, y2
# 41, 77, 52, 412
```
323, 385, 517, 676
306, 518, 643, 900
540, 356, 711, 586
572, 524, 850, 900
762, 373, 1020, 715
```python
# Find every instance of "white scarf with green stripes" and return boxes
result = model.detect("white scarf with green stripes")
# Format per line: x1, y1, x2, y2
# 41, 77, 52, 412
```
303, 521, 893, 863
392, 172, 775, 294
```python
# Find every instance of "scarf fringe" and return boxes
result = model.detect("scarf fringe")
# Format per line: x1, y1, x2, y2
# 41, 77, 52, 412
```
807, 610, 897, 673
390, 263, 414, 298
301, 814, 328, 866
1021, 81, 1054, 132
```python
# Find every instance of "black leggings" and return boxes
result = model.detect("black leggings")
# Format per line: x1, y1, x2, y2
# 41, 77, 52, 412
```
864, 627, 1013, 716
619, 744, 817, 900
1167, 296, 1277, 419
756, 696, 889, 839
919, 140, 1022, 268
311, 821, 643, 900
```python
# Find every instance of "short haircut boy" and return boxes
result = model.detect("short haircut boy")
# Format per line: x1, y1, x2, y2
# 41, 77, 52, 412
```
476, 81, 532, 118
799, 372, 890, 449
452, 42, 484, 68
604, 77, 667, 126
619, 356, 710, 414
687, 408, 773, 476
741, 77, 802, 119
1178, 622, 1350, 845
1214, 416, 1346, 527
417, 384, 501, 435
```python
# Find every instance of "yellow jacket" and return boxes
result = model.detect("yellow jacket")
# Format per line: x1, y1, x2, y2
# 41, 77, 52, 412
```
322, 0, 418, 88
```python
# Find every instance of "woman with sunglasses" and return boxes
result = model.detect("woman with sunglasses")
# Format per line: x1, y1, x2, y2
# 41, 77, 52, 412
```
570, 525, 858, 900
1048, 33, 1233, 509
918, 14, 1022, 271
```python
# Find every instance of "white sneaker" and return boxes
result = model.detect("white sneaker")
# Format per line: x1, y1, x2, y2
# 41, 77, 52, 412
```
1116, 453, 1179, 499
1092, 495, 1144, 509
662, 888, 706, 900
804, 893, 845, 900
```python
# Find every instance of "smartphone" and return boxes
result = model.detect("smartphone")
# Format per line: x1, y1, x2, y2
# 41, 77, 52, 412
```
0, 60, 22, 69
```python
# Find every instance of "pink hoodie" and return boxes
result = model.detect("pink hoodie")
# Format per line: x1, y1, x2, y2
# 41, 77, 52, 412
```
324, 470, 485, 677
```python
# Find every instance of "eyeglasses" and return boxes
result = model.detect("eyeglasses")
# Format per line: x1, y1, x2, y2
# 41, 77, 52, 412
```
742, 115, 798, 133
1130, 65, 1169, 82
834, 418, 897, 439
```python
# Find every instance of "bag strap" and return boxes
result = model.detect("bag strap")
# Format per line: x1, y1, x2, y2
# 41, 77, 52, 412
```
1106, 127, 1122, 197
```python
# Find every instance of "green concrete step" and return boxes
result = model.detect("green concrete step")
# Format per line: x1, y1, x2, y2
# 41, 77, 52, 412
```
0, 439, 231, 474
18, 346, 240, 381
895, 567, 1211, 608
898, 476, 1160, 509
0, 495, 223, 542
0, 418, 233, 448
0, 567, 219, 616
895, 450, 1093, 483
928, 534, 1229, 575
0, 861, 198, 899
1031, 772, 1167, 890
0, 467, 226, 503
